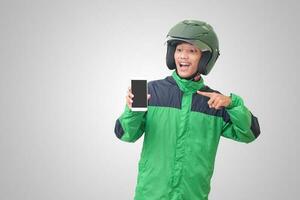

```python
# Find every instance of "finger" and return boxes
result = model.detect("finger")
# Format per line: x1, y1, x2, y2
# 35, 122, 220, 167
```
215, 104, 224, 110
215, 100, 225, 109
126, 96, 133, 104
147, 94, 151, 100
210, 96, 222, 108
127, 90, 134, 98
213, 97, 222, 107
197, 90, 214, 98
212, 101, 219, 108
207, 97, 215, 107
128, 86, 132, 94
129, 92, 134, 98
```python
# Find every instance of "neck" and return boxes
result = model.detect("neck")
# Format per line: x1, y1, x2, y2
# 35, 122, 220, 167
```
172, 71, 205, 93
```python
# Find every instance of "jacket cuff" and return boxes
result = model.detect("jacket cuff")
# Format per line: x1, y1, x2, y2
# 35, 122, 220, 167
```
226, 93, 244, 109
124, 104, 132, 113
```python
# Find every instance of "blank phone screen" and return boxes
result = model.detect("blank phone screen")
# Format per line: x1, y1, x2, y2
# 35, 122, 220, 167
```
131, 80, 147, 108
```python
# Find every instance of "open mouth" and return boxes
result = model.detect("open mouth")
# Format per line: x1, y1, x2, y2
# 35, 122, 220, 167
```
179, 62, 191, 68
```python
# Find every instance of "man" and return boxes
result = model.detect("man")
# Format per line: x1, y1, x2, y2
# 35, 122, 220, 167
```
114, 20, 260, 200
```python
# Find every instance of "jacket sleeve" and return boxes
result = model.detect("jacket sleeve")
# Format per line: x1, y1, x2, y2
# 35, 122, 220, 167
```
114, 105, 146, 143
221, 93, 261, 143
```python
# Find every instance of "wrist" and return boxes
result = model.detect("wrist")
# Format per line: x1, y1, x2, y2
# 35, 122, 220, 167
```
226, 93, 244, 109
225, 95, 232, 107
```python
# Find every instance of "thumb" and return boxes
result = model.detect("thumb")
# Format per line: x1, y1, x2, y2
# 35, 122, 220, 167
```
147, 94, 151, 100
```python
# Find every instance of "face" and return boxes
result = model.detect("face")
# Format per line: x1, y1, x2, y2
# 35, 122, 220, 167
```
174, 42, 202, 78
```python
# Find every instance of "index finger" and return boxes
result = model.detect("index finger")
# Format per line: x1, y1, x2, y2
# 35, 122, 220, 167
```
197, 90, 214, 98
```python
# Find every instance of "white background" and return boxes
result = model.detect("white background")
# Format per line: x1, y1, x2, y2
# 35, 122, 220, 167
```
0, 0, 299, 199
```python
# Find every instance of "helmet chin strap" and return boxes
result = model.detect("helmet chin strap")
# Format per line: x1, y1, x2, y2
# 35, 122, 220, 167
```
175, 70, 201, 81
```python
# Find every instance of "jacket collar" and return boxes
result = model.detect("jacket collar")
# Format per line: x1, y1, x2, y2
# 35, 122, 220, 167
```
171, 71, 205, 93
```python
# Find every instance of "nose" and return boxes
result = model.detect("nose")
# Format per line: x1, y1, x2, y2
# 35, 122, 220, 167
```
179, 50, 188, 59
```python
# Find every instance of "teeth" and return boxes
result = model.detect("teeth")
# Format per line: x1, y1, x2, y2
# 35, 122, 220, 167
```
180, 63, 190, 67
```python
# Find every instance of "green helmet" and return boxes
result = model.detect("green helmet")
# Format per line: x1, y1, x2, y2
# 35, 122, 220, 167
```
166, 20, 220, 75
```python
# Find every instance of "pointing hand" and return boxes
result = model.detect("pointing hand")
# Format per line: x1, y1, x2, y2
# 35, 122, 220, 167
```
197, 91, 231, 110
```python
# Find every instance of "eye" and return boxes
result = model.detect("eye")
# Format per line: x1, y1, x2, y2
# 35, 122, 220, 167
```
190, 49, 196, 53
176, 48, 182, 52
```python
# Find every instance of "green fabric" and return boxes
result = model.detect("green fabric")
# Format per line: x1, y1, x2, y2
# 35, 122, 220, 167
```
222, 93, 256, 142
117, 74, 256, 200
171, 71, 205, 93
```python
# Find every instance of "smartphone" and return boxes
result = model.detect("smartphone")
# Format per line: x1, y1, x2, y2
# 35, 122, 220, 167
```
131, 79, 148, 111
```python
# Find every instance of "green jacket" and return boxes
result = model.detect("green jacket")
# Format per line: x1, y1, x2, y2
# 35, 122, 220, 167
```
114, 71, 260, 200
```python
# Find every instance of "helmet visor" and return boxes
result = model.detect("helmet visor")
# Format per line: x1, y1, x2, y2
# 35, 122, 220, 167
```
165, 36, 212, 52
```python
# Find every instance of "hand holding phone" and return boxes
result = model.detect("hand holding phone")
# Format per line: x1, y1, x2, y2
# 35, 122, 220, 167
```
126, 80, 150, 111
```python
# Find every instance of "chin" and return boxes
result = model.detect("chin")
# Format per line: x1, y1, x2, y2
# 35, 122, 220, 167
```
180, 74, 193, 78
177, 71, 193, 78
